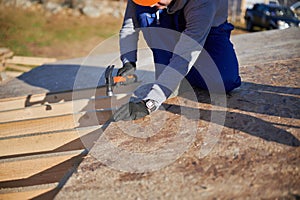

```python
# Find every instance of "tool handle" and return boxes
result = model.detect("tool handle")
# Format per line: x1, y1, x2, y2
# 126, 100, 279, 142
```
114, 74, 137, 85
105, 65, 114, 96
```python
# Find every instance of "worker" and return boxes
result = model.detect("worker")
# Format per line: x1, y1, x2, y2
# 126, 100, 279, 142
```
113, 0, 241, 121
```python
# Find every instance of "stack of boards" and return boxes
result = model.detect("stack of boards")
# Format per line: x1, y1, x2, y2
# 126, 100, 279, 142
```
0, 83, 139, 199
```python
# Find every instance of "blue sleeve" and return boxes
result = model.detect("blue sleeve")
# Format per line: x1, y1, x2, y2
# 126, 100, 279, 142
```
144, 1, 217, 106
119, 0, 140, 65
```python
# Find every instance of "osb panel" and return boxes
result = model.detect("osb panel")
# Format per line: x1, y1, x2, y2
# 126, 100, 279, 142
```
56, 70, 300, 200
50, 29, 300, 199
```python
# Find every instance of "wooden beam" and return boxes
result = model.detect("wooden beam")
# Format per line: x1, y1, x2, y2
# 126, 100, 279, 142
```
0, 48, 13, 75
0, 187, 56, 200
0, 110, 112, 138
6, 56, 57, 66
0, 115, 77, 138
0, 150, 84, 184
6, 64, 32, 72
0, 82, 140, 111
0, 48, 13, 57
0, 94, 129, 123
0, 126, 101, 158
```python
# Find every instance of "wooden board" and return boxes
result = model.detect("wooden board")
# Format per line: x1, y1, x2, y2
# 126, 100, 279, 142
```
0, 150, 84, 185
0, 110, 112, 138
0, 95, 129, 123
0, 187, 56, 200
6, 56, 57, 66
0, 54, 141, 199
6, 64, 32, 72
0, 126, 101, 158
0, 82, 140, 111
0, 115, 79, 138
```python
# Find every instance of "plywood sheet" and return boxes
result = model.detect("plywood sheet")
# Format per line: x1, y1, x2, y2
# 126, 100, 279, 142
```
56, 28, 300, 200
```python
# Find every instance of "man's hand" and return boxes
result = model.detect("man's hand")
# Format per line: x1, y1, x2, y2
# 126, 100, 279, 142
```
112, 101, 149, 122
117, 62, 136, 76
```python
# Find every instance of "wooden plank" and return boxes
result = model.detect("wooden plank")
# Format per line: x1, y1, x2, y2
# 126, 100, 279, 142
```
0, 115, 77, 138
0, 48, 13, 75
0, 82, 140, 111
0, 110, 112, 138
0, 150, 84, 185
0, 94, 129, 123
0, 187, 55, 200
0, 48, 13, 64
0, 51, 13, 59
0, 48, 12, 56
4, 71, 23, 78
0, 126, 101, 158
6, 56, 57, 66
6, 64, 32, 72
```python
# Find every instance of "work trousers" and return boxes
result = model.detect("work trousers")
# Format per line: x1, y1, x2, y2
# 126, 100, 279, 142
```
136, 6, 241, 92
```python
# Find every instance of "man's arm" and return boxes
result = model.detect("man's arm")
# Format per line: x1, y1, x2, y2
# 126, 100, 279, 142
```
119, 0, 140, 65
112, 1, 220, 121
144, 0, 218, 107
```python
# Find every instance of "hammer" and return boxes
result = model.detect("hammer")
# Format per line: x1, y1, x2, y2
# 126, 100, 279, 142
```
105, 65, 137, 96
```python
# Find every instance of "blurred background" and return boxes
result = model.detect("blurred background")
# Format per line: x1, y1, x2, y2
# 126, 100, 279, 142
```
0, 0, 299, 67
